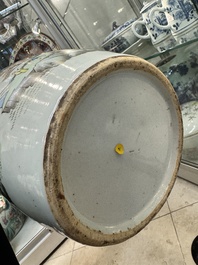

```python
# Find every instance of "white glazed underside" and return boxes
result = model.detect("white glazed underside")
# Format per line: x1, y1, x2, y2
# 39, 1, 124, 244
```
61, 69, 180, 234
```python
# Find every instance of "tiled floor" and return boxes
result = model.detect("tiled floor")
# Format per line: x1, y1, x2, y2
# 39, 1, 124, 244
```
43, 177, 198, 265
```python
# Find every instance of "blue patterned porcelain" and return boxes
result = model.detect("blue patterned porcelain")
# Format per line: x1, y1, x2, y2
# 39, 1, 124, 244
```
156, 42, 198, 105
131, 1, 175, 52
154, 34, 177, 52
172, 19, 198, 43
150, 0, 198, 43
102, 19, 136, 43
101, 19, 145, 53
156, 43, 198, 161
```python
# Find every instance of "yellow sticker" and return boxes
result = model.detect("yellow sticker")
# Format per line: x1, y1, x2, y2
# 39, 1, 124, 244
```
115, 143, 124, 155
15, 68, 29, 75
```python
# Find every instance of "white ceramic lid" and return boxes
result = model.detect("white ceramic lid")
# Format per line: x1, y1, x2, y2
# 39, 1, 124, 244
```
102, 19, 136, 45
181, 101, 198, 137
141, 0, 158, 13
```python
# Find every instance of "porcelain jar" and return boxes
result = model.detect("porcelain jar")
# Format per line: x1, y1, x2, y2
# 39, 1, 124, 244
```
131, 0, 175, 52
101, 19, 145, 53
0, 50, 183, 246
150, 0, 198, 43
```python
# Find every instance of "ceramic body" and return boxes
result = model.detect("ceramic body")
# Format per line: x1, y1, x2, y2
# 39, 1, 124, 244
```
0, 195, 26, 241
0, 50, 182, 246
131, 0, 175, 52
173, 20, 198, 43
181, 101, 198, 161
101, 19, 144, 53
150, 0, 198, 43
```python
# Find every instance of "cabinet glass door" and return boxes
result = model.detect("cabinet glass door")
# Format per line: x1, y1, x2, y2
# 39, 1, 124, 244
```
29, 0, 145, 50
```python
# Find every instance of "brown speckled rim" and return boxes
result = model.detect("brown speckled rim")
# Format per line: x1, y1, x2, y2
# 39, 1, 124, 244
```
43, 55, 183, 246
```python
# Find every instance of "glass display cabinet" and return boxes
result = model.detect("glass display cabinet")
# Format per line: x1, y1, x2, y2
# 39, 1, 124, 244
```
28, 0, 145, 50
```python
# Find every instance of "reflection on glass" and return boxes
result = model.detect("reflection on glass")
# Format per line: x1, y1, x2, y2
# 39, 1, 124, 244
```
156, 41, 198, 166
182, 101, 198, 163
0, 0, 58, 70
47, 0, 141, 49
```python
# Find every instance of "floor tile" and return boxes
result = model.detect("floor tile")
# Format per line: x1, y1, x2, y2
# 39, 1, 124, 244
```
71, 214, 185, 265
154, 201, 170, 219
168, 177, 198, 212
44, 238, 74, 260
74, 241, 86, 250
172, 202, 198, 265
43, 252, 72, 265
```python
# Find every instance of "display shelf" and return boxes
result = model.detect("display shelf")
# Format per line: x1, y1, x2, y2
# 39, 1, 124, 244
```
179, 162, 198, 185
144, 36, 198, 61
11, 217, 44, 254
0, 2, 29, 20
10, 217, 66, 265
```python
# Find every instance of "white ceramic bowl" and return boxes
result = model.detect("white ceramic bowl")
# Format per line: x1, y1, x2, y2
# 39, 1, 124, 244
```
101, 19, 145, 53
181, 101, 198, 161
